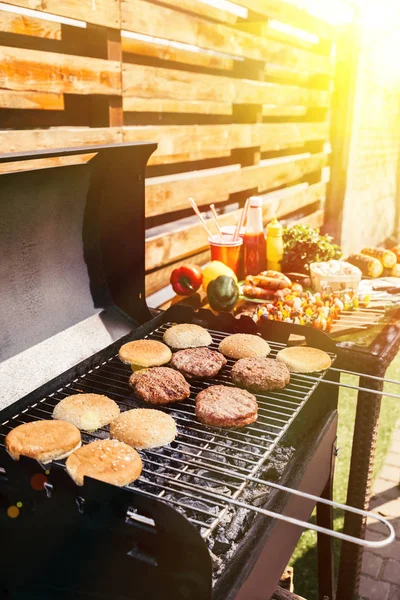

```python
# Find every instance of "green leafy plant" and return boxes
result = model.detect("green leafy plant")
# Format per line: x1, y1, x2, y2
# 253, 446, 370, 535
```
281, 224, 342, 273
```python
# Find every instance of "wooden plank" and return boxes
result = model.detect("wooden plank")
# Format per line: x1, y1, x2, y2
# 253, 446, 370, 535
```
123, 123, 329, 165
121, 34, 234, 71
0, 153, 96, 175
0, 90, 64, 110
0, 127, 122, 153
3, 0, 120, 29
123, 97, 232, 115
0, 10, 61, 39
262, 104, 307, 117
235, 21, 325, 53
123, 63, 329, 107
147, 0, 239, 25
146, 181, 326, 270
122, 0, 331, 73
290, 208, 324, 227
145, 152, 327, 217
235, 0, 334, 38
0, 46, 121, 95
146, 249, 210, 297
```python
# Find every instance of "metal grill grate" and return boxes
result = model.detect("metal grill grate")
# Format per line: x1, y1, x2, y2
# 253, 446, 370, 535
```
0, 322, 335, 539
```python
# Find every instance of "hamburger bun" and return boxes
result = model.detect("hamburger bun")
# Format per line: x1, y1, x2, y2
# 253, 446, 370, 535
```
6, 419, 81, 464
110, 408, 177, 449
218, 334, 270, 360
66, 439, 142, 487
118, 339, 172, 368
53, 393, 120, 432
276, 346, 331, 373
163, 324, 212, 349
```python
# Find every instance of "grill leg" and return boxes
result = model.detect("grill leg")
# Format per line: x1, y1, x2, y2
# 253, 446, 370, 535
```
336, 376, 383, 600
316, 437, 336, 600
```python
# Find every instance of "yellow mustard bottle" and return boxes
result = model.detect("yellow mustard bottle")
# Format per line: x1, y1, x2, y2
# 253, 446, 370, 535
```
266, 217, 283, 272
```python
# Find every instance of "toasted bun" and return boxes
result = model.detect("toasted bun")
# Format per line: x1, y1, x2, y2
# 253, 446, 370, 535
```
66, 439, 142, 487
218, 334, 271, 359
53, 394, 120, 432
5, 420, 81, 464
163, 324, 212, 349
118, 340, 172, 368
276, 346, 331, 373
110, 409, 177, 449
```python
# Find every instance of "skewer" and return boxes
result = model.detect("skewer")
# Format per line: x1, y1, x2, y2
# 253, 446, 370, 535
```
188, 197, 213, 238
209, 203, 223, 238
233, 198, 249, 242
294, 374, 400, 400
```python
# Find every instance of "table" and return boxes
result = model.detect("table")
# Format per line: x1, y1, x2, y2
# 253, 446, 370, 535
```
334, 307, 400, 600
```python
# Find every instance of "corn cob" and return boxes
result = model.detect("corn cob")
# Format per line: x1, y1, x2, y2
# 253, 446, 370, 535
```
346, 254, 383, 278
389, 264, 400, 278
391, 245, 400, 262
361, 247, 397, 269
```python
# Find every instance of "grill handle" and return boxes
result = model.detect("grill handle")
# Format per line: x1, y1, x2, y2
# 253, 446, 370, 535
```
158, 472, 394, 548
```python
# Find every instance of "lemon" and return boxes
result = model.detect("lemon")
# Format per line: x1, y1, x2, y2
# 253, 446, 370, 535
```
202, 261, 237, 292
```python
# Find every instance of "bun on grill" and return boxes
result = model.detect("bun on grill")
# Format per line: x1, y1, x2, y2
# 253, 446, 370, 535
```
53, 393, 120, 432
276, 346, 331, 373
66, 439, 142, 487
163, 324, 212, 349
110, 408, 177, 449
218, 334, 271, 360
118, 339, 172, 368
5, 419, 81, 464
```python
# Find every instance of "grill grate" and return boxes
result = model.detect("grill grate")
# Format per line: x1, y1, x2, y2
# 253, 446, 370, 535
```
0, 322, 335, 539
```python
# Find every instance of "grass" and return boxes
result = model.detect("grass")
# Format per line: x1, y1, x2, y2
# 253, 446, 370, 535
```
289, 352, 400, 599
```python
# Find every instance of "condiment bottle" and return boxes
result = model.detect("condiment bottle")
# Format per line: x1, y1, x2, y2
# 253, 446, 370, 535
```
243, 197, 266, 276
267, 217, 283, 272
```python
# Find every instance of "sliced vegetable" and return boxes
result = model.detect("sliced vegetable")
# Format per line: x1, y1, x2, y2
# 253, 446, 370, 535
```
207, 275, 239, 312
361, 247, 397, 269
170, 265, 203, 296
202, 261, 237, 292
346, 253, 383, 278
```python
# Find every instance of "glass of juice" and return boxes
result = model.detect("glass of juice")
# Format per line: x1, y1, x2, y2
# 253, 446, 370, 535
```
208, 235, 243, 275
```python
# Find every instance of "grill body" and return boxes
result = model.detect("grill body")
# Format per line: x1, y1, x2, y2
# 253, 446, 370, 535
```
0, 145, 339, 600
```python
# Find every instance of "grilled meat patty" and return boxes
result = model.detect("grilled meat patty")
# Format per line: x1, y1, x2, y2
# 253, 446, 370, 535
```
195, 385, 258, 428
231, 358, 290, 393
170, 347, 227, 379
129, 367, 190, 405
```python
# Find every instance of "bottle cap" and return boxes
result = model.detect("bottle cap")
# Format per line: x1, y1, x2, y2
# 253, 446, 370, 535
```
249, 197, 262, 208
267, 217, 282, 237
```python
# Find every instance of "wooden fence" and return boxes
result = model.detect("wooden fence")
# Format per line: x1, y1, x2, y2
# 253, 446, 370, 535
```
0, 0, 342, 301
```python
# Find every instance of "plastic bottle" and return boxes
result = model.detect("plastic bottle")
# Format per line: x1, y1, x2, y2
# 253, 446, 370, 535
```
266, 217, 284, 272
243, 197, 266, 276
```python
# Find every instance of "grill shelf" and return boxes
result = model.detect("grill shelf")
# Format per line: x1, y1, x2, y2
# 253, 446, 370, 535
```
0, 321, 394, 550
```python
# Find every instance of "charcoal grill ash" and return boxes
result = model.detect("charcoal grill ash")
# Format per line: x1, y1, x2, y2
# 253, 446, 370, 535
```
0, 144, 393, 600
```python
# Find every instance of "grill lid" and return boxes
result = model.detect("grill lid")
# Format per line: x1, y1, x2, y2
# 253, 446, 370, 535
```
0, 143, 156, 364
0, 143, 156, 407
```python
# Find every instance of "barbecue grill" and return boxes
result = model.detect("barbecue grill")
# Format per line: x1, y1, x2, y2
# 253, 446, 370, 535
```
0, 144, 394, 600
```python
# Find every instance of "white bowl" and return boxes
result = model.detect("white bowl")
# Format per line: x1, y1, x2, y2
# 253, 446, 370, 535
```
310, 260, 362, 293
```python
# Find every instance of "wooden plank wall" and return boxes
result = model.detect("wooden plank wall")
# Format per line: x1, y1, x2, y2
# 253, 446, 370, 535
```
0, 0, 341, 302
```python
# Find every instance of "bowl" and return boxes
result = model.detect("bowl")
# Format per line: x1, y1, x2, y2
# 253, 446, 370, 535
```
310, 260, 362, 293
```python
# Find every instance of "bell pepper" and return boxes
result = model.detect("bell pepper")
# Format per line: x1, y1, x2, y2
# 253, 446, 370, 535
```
207, 275, 239, 312
170, 265, 203, 296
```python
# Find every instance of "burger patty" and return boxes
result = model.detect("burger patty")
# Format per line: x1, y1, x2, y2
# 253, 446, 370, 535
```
231, 358, 290, 393
170, 347, 227, 379
129, 367, 190, 405
195, 385, 258, 428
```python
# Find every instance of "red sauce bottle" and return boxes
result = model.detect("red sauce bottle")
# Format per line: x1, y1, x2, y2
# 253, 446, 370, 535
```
243, 197, 266, 276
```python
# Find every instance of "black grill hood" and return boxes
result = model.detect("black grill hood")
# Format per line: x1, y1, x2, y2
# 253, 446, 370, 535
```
0, 143, 156, 407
